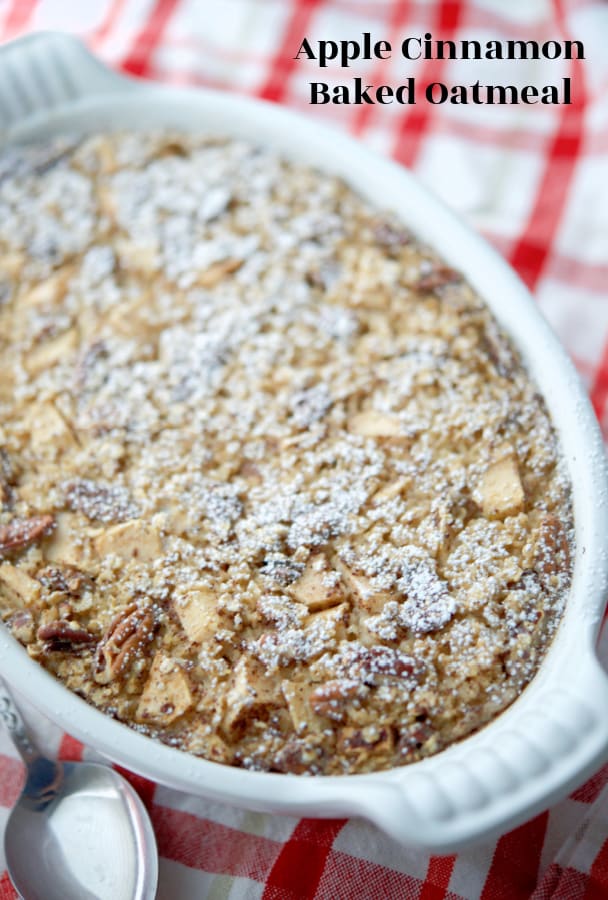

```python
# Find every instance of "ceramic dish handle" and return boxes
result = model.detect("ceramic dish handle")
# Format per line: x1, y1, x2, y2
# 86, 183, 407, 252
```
365, 640, 608, 850
0, 32, 130, 129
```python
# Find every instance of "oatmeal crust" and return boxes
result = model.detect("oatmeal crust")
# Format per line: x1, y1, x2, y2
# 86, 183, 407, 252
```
0, 133, 572, 774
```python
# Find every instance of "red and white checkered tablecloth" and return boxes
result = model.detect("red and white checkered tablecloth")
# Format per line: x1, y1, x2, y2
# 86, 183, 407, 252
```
1, 1, 608, 897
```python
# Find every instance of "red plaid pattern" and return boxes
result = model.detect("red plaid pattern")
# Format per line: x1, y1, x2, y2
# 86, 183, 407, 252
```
0, 1, 607, 897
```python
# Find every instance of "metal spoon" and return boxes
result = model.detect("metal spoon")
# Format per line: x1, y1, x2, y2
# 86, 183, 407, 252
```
0, 681, 158, 900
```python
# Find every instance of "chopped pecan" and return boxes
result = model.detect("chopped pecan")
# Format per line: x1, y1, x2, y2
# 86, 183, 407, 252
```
373, 219, 413, 253
64, 479, 139, 524
415, 264, 461, 293
271, 739, 324, 774
74, 340, 109, 394
260, 555, 305, 587
37, 620, 97, 652
337, 725, 394, 757
535, 515, 570, 583
36, 564, 93, 597
0, 449, 15, 507
309, 678, 359, 721
305, 261, 340, 290
0, 515, 55, 557
397, 719, 434, 758
8, 610, 34, 643
349, 645, 423, 685
93, 603, 157, 684
480, 330, 516, 378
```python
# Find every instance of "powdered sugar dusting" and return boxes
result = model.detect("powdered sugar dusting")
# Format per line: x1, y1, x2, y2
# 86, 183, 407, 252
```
0, 132, 573, 775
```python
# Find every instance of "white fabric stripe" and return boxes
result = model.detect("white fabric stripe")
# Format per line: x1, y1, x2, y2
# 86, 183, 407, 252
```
332, 818, 430, 880
152, 785, 298, 842
157, 857, 264, 900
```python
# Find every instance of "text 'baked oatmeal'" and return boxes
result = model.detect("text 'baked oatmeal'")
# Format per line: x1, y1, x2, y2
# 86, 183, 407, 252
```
0, 133, 573, 774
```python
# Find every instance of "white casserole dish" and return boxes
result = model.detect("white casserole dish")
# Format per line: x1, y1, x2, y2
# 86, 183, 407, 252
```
0, 31, 607, 853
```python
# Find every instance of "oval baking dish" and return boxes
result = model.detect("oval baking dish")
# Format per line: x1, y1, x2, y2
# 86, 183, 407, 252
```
0, 32, 607, 852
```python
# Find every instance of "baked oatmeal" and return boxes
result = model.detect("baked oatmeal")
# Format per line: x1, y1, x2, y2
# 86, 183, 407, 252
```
0, 133, 573, 774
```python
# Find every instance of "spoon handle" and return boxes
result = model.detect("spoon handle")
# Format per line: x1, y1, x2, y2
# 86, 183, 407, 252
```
0, 680, 40, 765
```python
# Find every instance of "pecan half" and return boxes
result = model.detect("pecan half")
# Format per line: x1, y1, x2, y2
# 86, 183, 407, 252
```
37, 620, 97, 653
93, 603, 156, 684
0, 515, 55, 557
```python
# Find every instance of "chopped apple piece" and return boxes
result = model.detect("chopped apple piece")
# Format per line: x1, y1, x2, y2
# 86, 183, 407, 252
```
281, 681, 322, 734
136, 653, 193, 725
306, 602, 348, 630
348, 410, 401, 437
287, 554, 343, 611
479, 455, 524, 518
185, 726, 231, 762
222, 656, 278, 733
0, 562, 40, 606
337, 563, 390, 614
94, 519, 162, 562
44, 513, 88, 567
26, 403, 76, 455
173, 585, 220, 643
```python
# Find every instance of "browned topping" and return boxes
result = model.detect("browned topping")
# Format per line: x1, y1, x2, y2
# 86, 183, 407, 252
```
0, 132, 573, 775
0, 515, 55, 557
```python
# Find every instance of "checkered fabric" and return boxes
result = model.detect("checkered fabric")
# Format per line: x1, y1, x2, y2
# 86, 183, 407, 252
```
0, 0, 607, 897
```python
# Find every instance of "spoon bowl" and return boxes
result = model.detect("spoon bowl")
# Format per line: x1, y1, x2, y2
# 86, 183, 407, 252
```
0, 686, 158, 900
